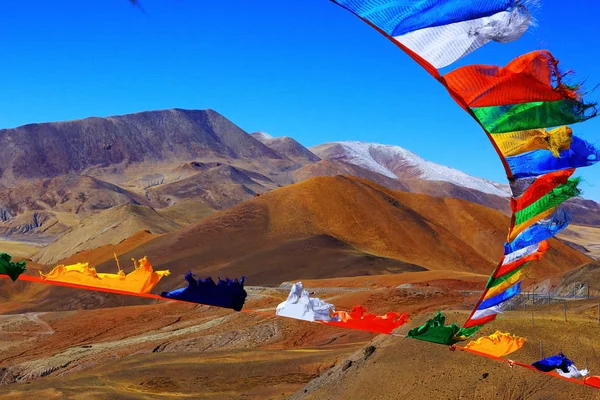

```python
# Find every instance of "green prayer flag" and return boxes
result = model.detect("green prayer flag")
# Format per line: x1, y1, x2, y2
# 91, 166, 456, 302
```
405, 311, 469, 345
0, 253, 26, 281
473, 99, 596, 134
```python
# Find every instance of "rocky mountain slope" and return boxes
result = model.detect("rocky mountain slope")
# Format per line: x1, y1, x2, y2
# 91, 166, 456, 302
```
0, 109, 283, 185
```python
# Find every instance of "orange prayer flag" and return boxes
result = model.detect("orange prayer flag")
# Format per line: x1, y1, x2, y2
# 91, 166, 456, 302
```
39, 256, 169, 294
464, 330, 526, 357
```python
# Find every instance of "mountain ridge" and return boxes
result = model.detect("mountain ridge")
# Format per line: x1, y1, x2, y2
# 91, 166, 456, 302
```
0, 108, 283, 187
310, 141, 510, 197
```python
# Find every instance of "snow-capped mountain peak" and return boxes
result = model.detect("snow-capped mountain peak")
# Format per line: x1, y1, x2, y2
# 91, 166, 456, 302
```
310, 141, 510, 198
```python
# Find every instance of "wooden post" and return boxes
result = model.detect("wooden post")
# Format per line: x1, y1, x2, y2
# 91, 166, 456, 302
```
114, 253, 122, 273
533, 288, 535, 306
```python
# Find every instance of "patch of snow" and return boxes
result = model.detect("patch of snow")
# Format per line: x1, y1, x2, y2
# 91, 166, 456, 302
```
318, 141, 510, 198
330, 141, 398, 179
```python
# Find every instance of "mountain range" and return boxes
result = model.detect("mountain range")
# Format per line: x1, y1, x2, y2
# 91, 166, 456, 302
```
0, 108, 597, 265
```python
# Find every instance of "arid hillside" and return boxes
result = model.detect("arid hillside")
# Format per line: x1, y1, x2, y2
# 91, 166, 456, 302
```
86, 175, 590, 292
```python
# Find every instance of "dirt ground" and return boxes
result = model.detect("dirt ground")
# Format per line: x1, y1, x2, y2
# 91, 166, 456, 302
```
0, 275, 598, 399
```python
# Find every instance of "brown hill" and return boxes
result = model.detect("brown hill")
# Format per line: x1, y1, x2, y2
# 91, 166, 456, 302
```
92, 175, 589, 290
31, 204, 182, 265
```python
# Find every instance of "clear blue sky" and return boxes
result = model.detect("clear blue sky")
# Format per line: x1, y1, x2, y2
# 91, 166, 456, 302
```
1, 1, 599, 199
